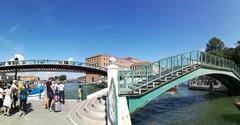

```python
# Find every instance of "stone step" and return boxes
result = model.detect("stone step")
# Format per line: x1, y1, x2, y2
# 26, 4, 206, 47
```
76, 98, 106, 122
160, 79, 167, 82
98, 96, 106, 105
87, 98, 106, 112
146, 84, 154, 88
68, 101, 87, 125
92, 98, 106, 110
84, 99, 106, 118
140, 88, 149, 91
164, 76, 172, 81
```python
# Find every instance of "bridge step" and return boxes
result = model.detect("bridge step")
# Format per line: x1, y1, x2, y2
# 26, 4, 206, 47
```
165, 77, 173, 81
68, 94, 107, 125
121, 64, 202, 96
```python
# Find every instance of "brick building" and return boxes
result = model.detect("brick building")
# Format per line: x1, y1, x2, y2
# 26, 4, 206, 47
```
85, 54, 149, 83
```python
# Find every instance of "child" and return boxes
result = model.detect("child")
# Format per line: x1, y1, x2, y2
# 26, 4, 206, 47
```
77, 85, 82, 102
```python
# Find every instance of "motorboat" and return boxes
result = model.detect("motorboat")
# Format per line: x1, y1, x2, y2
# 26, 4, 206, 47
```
233, 99, 240, 111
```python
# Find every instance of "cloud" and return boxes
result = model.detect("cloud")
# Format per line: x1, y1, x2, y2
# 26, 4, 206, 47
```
200, 47, 205, 52
15, 53, 25, 60
0, 27, 22, 53
5, 25, 19, 36
0, 5, 58, 54
0, 36, 14, 45
9, 53, 25, 61
68, 57, 74, 61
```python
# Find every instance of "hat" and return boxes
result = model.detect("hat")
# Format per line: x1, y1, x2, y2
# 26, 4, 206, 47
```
22, 81, 26, 86
13, 80, 17, 84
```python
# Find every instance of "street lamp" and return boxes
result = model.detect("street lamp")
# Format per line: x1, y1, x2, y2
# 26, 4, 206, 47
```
14, 57, 19, 80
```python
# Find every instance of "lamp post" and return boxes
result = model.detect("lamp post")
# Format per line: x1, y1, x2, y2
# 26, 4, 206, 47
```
14, 57, 19, 80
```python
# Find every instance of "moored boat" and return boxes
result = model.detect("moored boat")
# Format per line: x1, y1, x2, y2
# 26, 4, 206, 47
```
167, 86, 177, 93
233, 99, 240, 111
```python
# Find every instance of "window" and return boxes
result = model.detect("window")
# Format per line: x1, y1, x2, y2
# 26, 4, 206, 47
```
92, 77, 94, 82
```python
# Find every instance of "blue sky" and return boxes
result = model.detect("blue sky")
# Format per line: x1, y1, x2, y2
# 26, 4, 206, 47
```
1, 0, 240, 79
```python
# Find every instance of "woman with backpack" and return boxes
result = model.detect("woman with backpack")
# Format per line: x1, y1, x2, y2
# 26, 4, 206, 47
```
19, 82, 29, 117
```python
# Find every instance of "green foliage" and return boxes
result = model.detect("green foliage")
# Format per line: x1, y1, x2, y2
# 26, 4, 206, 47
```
54, 76, 59, 80
205, 37, 240, 66
223, 48, 234, 60
59, 75, 67, 81
232, 46, 240, 66
236, 41, 240, 47
208, 51, 224, 57
206, 37, 225, 52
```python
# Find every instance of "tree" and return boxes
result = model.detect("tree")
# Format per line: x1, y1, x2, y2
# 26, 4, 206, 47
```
208, 51, 224, 57
206, 37, 225, 52
204, 38, 240, 67
59, 75, 67, 81
223, 47, 234, 60
236, 41, 240, 47
232, 42, 240, 66
54, 76, 59, 80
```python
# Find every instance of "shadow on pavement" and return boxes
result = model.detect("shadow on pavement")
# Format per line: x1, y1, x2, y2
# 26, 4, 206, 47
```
10, 103, 33, 116
221, 114, 240, 123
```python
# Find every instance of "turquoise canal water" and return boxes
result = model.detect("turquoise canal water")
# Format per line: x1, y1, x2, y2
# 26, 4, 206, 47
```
131, 84, 240, 125
64, 83, 103, 100
64, 83, 79, 99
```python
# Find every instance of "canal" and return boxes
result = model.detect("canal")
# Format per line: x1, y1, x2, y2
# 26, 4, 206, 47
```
131, 84, 240, 125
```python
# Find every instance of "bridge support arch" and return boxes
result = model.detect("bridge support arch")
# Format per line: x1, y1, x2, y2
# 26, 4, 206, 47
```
127, 67, 240, 113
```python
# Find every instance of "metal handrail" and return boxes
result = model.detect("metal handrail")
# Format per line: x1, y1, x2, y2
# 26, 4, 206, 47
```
118, 51, 240, 94
0, 60, 106, 71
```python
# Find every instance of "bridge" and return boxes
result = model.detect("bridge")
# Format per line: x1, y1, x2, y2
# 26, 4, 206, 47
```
1, 52, 240, 125
115, 51, 240, 114
0, 60, 107, 76
104, 50, 240, 125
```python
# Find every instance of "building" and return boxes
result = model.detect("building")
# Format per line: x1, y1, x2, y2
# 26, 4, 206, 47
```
18, 76, 39, 82
85, 54, 133, 83
86, 54, 133, 69
85, 54, 149, 83
0, 73, 15, 81
0, 73, 15, 84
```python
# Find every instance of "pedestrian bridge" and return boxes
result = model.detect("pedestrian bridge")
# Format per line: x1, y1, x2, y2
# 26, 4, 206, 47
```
117, 51, 240, 113
0, 60, 107, 76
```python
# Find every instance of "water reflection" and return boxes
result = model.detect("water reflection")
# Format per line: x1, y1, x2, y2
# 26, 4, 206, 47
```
131, 85, 240, 125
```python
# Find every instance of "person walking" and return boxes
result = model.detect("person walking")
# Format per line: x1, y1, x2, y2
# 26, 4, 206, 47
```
46, 77, 54, 111
209, 82, 214, 95
11, 80, 18, 110
58, 81, 65, 104
19, 82, 28, 117
0, 85, 4, 114
3, 84, 12, 117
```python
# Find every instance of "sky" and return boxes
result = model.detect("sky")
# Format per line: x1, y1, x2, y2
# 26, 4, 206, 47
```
1, 0, 240, 79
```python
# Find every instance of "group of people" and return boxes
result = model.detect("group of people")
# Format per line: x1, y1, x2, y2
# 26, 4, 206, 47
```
0, 80, 29, 117
43, 77, 65, 112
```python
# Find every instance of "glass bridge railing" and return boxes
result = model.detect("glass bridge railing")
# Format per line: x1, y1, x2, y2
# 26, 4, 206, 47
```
0, 60, 106, 71
118, 51, 240, 94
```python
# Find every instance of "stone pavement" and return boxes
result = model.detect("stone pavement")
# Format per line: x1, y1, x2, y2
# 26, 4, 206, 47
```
0, 100, 80, 125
